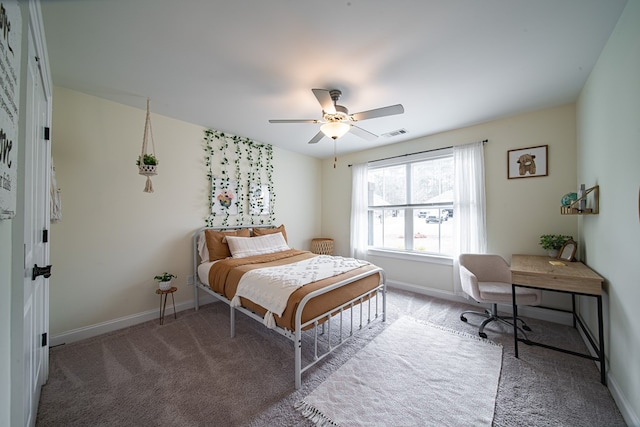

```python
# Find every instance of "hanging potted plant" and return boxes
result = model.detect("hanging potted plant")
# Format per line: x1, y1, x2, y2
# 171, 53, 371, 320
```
539, 234, 573, 258
137, 153, 158, 175
154, 272, 176, 291
138, 98, 158, 193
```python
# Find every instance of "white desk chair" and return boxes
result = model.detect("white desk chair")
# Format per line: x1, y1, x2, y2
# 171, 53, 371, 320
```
459, 253, 541, 339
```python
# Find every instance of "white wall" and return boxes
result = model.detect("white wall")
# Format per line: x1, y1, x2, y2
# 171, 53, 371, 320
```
49, 87, 321, 340
322, 104, 578, 305
0, 222, 11, 427
576, 1, 640, 424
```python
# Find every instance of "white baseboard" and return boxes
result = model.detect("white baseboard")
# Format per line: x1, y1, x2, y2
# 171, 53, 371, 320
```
607, 372, 640, 427
575, 324, 639, 427
387, 280, 574, 325
51, 280, 573, 347
49, 293, 217, 347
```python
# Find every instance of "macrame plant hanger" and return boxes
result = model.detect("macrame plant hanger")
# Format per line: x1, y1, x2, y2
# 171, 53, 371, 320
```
138, 98, 157, 193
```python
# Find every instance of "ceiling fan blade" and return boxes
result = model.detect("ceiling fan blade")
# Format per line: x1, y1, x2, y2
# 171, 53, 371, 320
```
350, 125, 378, 141
312, 89, 336, 115
307, 131, 325, 144
269, 119, 320, 124
351, 104, 404, 122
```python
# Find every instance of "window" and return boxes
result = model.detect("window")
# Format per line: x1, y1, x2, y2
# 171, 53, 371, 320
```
367, 149, 453, 255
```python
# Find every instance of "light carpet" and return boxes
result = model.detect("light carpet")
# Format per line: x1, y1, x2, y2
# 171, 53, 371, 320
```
296, 316, 503, 426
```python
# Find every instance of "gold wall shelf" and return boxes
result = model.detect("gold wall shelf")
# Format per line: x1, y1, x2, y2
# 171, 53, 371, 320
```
560, 185, 599, 215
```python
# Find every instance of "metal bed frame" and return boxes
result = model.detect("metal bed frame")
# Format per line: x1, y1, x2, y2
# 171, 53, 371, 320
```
192, 226, 386, 389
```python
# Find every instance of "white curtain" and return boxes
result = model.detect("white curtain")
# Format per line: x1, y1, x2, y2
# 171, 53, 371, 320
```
350, 162, 369, 259
453, 141, 487, 296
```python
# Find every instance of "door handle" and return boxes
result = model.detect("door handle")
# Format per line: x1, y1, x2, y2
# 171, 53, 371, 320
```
32, 264, 52, 280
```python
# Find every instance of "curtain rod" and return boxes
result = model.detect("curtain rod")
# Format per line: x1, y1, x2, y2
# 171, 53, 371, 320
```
348, 139, 488, 167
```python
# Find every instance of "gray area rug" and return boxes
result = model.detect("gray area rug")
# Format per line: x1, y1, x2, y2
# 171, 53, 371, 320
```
36, 288, 626, 426
297, 316, 502, 426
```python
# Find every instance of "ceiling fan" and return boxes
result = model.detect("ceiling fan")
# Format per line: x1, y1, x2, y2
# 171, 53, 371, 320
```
269, 89, 404, 144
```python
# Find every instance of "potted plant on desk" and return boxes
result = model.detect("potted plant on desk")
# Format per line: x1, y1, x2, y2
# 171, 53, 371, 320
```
154, 272, 176, 291
539, 234, 573, 258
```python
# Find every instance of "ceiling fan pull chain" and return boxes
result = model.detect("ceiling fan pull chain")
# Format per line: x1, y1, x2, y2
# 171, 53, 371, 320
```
334, 139, 337, 169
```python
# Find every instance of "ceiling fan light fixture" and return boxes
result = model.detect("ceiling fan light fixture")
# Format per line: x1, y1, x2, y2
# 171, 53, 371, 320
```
320, 121, 350, 139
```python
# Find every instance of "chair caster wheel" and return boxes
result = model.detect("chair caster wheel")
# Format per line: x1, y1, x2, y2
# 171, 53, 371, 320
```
460, 315, 468, 322
523, 325, 532, 331
479, 332, 487, 339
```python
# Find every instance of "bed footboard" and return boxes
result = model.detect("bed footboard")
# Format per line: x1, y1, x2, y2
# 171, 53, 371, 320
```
293, 267, 386, 389
192, 267, 386, 389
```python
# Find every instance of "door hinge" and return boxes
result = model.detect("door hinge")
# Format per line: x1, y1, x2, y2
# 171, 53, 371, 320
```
41, 333, 48, 347
32, 264, 52, 280
44, 127, 50, 141
42, 229, 49, 243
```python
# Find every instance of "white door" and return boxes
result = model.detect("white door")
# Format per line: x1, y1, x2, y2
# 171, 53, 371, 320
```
21, 17, 51, 427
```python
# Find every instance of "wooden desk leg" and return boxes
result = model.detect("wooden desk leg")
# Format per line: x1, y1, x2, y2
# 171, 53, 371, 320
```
160, 293, 168, 325
597, 295, 606, 385
171, 291, 176, 320
572, 294, 577, 328
512, 284, 519, 358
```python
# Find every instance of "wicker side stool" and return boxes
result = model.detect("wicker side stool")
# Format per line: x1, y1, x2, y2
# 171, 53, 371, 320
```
311, 238, 334, 255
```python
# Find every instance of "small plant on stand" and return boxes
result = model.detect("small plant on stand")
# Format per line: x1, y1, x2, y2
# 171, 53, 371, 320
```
539, 234, 573, 257
154, 272, 176, 291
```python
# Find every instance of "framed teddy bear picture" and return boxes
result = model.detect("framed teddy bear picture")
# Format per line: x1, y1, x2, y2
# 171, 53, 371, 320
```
507, 145, 548, 179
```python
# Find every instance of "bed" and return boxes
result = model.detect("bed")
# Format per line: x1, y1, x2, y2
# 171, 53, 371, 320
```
192, 225, 386, 389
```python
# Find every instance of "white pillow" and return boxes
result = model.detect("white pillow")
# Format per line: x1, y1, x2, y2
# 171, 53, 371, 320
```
225, 232, 290, 259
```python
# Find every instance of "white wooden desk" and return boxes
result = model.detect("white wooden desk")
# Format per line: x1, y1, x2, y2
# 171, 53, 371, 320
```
510, 254, 605, 385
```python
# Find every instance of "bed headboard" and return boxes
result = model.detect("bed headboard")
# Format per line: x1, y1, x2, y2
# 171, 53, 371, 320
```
192, 224, 287, 266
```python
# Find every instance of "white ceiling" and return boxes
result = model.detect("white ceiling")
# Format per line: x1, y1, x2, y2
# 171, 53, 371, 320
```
40, 0, 627, 159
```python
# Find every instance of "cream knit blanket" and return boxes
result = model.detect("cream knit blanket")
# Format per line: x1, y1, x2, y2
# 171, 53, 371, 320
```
231, 255, 368, 328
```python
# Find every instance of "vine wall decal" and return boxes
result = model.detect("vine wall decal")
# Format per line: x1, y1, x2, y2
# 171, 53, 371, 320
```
204, 129, 275, 227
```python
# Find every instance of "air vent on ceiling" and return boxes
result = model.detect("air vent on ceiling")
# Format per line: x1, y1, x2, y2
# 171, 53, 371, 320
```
382, 128, 408, 138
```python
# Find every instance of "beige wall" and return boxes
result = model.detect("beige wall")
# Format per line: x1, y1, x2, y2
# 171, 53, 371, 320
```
321, 104, 578, 301
49, 90, 580, 336
49, 87, 322, 339
576, 1, 640, 423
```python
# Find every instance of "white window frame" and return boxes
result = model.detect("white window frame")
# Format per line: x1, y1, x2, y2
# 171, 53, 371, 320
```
367, 148, 453, 260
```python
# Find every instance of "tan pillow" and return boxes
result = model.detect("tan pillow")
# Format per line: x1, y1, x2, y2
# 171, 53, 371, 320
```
204, 229, 250, 261
253, 224, 287, 242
